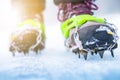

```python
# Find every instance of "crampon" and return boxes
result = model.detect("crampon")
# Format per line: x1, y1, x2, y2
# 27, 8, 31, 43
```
9, 20, 45, 56
9, 0, 46, 56
65, 21, 118, 60
56, 0, 118, 60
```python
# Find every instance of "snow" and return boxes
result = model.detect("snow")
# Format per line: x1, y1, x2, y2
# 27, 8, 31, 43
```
0, 0, 120, 80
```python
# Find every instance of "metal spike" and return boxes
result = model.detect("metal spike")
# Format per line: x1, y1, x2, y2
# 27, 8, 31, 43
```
98, 51, 104, 58
95, 51, 97, 54
78, 54, 81, 58
24, 52, 27, 55
72, 50, 77, 54
110, 50, 114, 57
36, 52, 38, 55
83, 53, 88, 60
12, 52, 15, 56
72, 48, 79, 54
91, 52, 94, 55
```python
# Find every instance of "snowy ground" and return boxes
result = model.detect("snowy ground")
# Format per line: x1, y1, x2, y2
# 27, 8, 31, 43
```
0, 0, 120, 80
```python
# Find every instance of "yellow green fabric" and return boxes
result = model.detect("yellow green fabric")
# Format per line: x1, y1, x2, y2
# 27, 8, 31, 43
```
61, 14, 106, 38
18, 19, 46, 38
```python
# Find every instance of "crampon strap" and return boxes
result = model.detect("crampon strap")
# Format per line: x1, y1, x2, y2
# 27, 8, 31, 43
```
18, 19, 45, 37
61, 14, 105, 38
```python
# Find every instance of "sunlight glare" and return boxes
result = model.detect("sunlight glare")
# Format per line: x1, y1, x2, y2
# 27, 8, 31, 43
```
0, 0, 20, 31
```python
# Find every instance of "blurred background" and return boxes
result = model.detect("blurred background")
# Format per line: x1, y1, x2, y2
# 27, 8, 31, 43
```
44, 0, 120, 26
96, 0, 120, 14
0, 0, 120, 27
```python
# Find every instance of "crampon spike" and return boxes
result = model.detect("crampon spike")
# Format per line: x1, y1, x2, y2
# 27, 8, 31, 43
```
12, 52, 15, 56
78, 54, 81, 58
83, 53, 88, 60
72, 48, 79, 54
95, 51, 97, 54
98, 51, 104, 58
110, 50, 114, 57
91, 52, 94, 55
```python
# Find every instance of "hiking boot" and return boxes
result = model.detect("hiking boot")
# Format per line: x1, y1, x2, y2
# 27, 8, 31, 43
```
54, 0, 118, 59
10, 0, 46, 56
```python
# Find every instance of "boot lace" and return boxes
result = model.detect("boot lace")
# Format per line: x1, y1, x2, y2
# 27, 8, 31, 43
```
57, 0, 98, 22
